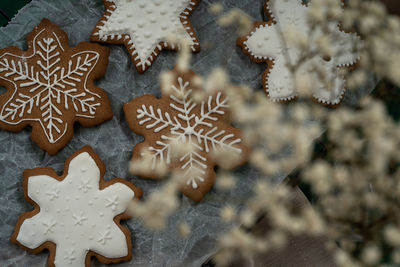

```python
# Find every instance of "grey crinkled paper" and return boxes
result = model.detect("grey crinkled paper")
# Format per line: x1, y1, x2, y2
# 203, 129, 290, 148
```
0, 0, 374, 266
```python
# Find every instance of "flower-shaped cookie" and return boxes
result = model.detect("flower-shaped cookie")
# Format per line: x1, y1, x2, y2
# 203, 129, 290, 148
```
237, 0, 361, 105
11, 146, 142, 267
0, 19, 112, 155
124, 67, 248, 201
91, 0, 200, 73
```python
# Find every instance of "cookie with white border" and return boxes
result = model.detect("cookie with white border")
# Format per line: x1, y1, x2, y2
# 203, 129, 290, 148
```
237, 0, 361, 105
11, 146, 142, 267
124, 66, 248, 202
0, 19, 113, 155
91, 0, 200, 74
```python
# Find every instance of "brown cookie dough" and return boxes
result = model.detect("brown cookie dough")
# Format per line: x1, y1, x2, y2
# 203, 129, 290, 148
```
0, 19, 113, 155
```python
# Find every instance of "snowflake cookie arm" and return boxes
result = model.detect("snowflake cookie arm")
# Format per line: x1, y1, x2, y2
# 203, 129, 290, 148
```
124, 94, 183, 176
238, 21, 298, 101
331, 29, 362, 67
90, 0, 200, 74
308, 30, 361, 105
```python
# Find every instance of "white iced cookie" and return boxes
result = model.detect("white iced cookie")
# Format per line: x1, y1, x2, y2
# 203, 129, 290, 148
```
238, 0, 362, 105
91, 0, 200, 73
11, 146, 142, 267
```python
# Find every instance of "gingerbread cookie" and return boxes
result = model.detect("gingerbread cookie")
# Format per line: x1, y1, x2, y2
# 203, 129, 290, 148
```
0, 19, 113, 155
91, 0, 200, 74
11, 146, 142, 267
237, 0, 361, 105
124, 66, 248, 202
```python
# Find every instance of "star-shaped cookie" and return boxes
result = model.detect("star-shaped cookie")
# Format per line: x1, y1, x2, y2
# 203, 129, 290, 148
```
237, 0, 361, 105
91, 0, 200, 73
0, 19, 113, 155
124, 66, 248, 201
11, 146, 142, 267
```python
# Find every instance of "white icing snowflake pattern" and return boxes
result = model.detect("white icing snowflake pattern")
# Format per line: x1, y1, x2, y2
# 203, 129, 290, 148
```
92, 0, 200, 73
125, 69, 247, 201
42, 220, 57, 235
0, 19, 111, 155
78, 178, 92, 193
46, 186, 60, 200
97, 227, 112, 245
72, 211, 88, 226
64, 249, 76, 265
240, 0, 362, 104
13, 149, 136, 267
105, 196, 119, 211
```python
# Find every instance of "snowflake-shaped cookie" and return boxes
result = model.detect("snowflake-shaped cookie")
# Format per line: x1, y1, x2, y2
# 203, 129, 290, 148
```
11, 146, 142, 267
124, 67, 248, 201
0, 19, 113, 155
237, 0, 362, 105
91, 0, 200, 73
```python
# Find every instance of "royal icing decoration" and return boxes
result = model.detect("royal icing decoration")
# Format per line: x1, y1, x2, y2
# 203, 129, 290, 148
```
0, 19, 112, 155
91, 0, 200, 73
238, 0, 362, 105
12, 147, 141, 267
124, 67, 247, 201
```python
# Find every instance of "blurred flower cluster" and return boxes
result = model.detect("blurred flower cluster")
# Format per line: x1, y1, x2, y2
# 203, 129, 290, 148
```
127, 0, 400, 266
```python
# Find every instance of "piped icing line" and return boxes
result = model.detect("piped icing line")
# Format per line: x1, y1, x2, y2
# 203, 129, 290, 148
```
91, 0, 200, 74
237, 0, 362, 105
11, 146, 142, 267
